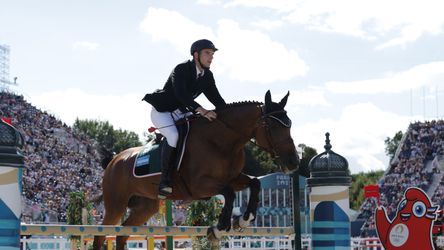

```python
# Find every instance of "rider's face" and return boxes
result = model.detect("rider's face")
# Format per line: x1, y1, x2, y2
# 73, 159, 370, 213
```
196, 49, 214, 69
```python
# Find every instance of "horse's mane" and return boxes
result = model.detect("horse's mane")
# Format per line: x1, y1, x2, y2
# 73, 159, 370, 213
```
216, 101, 262, 111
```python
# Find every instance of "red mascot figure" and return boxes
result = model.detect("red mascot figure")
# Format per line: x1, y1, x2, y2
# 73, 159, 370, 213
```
376, 187, 438, 250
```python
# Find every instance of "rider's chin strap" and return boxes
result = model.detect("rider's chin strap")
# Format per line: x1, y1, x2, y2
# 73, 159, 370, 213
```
197, 52, 210, 70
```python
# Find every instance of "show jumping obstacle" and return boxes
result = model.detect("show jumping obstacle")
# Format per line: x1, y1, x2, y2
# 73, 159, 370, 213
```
20, 224, 293, 237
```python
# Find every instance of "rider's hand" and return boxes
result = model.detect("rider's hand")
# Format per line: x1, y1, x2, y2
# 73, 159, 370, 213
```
196, 107, 217, 121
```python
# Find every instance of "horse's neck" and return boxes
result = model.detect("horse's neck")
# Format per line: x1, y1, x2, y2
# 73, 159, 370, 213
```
217, 104, 261, 144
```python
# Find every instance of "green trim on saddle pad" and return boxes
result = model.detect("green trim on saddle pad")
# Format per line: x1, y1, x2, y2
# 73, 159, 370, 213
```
133, 143, 161, 177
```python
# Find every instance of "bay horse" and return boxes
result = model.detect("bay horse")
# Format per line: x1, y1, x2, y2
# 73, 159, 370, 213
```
93, 90, 299, 250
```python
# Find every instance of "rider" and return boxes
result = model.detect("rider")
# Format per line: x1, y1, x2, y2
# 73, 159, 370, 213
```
142, 39, 226, 199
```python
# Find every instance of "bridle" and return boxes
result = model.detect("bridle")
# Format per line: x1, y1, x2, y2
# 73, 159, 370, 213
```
257, 105, 293, 160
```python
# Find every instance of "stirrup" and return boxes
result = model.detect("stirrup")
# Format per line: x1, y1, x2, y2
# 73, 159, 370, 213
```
158, 186, 172, 199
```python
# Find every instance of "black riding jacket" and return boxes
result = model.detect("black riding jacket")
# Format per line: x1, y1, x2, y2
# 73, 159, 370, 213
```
143, 60, 226, 113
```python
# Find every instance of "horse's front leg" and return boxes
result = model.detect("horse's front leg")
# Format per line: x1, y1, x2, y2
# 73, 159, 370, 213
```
232, 176, 261, 231
207, 185, 235, 241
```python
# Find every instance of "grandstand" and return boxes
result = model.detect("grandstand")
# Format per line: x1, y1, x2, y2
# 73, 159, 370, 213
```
357, 120, 444, 237
0, 90, 103, 223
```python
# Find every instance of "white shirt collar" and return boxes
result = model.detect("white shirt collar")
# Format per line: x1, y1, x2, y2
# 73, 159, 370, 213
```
196, 66, 204, 78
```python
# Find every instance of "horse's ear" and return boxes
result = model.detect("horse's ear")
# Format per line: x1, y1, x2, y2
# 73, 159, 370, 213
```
265, 90, 272, 105
279, 91, 290, 108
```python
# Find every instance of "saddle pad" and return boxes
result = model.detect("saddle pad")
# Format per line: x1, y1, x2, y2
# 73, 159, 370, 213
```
133, 143, 161, 178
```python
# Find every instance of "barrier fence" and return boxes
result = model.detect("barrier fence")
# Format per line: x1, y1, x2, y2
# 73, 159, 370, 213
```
20, 224, 294, 237
21, 224, 295, 250
18, 223, 444, 250
19, 235, 381, 250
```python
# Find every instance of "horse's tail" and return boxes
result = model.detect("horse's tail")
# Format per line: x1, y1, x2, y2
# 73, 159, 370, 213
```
98, 146, 115, 169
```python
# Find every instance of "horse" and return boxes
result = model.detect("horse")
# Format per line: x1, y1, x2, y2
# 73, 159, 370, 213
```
93, 90, 300, 250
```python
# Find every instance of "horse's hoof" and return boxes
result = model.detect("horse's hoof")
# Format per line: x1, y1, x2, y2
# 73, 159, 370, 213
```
233, 213, 254, 231
207, 226, 222, 242
232, 215, 242, 231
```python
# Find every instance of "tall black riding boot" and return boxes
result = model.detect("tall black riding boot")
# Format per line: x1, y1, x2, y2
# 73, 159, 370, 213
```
158, 143, 176, 199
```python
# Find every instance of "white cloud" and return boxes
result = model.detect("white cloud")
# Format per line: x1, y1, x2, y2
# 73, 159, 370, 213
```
139, 8, 308, 83
215, 19, 308, 83
251, 19, 284, 30
325, 61, 444, 94
225, 0, 444, 49
292, 102, 415, 173
197, 0, 223, 5
72, 41, 99, 51
26, 89, 150, 139
210, 89, 329, 109
224, 0, 296, 10
139, 8, 215, 55
285, 89, 330, 107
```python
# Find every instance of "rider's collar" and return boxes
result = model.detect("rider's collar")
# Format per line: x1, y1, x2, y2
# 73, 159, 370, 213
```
196, 66, 204, 79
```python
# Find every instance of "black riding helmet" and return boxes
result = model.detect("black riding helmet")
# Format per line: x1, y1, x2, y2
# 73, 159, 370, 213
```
190, 39, 218, 55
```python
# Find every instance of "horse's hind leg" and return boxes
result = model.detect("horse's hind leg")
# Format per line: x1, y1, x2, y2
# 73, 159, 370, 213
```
116, 196, 159, 250
93, 200, 128, 250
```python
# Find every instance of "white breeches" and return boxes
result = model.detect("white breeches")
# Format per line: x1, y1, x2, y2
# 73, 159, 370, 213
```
150, 107, 192, 147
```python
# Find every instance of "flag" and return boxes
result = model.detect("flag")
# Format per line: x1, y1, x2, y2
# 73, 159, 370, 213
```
1, 117, 12, 125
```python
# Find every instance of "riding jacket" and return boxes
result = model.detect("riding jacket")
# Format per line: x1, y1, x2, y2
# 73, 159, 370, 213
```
143, 60, 226, 113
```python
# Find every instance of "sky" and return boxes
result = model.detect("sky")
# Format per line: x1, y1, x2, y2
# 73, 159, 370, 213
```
1, 0, 444, 173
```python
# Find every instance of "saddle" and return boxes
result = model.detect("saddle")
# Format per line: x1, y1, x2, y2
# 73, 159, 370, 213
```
133, 117, 191, 177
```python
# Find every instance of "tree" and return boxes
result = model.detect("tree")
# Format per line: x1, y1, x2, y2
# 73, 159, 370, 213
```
349, 170, 384, 210
384, 131, 403, 160
298, 144, 318, 177
243, 143, 277, 176
73, 118, 142, 153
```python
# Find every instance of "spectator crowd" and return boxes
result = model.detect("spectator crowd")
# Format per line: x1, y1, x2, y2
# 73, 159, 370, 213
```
358, 120, 444, 235
1, 91, 103, 222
